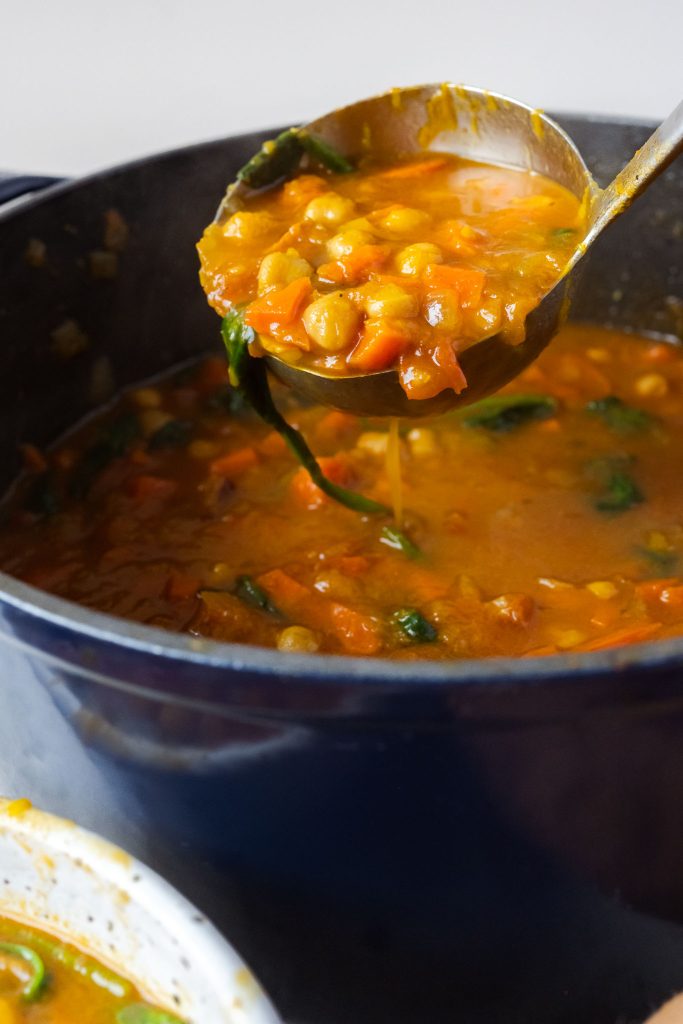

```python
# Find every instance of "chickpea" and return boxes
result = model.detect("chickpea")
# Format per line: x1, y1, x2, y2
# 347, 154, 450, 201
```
223, 210, 276, 241
377, 207, 431, 235
424, 291, 462, 332
395, 243, 443, 276
277, 625, 320, 653
359, 283, 419, 319
257, 249, 312, 295
407, 427, 437, 457
304, 193, 356, 227
302, 293, 361, 352
635, 373, 668, 398
326, 227, 375, 260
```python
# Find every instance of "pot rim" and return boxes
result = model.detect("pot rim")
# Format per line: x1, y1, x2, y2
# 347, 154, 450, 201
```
0, 798, 282, 1024
0, 112, 674, 692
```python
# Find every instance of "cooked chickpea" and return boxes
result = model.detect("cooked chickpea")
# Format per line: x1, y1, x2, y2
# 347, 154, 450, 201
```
302, 293, 361, 352
257, 250, 312, 295
407, 428, 437, 457
377, 207, 431, 235
395, 243, 443, 276
277, 625, 320, 653
635, 373, 668, 398
424, 292, 462, 332
356, 432, 389, 456
326, 227, 375, 260
223, 210, 276, 241
304, 193, 356, 227
360, 283, 419, 319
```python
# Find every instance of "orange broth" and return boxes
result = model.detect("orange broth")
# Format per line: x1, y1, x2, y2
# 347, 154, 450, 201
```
1, 324, 683, 660
0, 916, 184, 1023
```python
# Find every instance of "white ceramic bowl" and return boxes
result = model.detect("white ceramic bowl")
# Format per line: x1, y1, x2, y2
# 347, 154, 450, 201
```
0, 797, 282, 1024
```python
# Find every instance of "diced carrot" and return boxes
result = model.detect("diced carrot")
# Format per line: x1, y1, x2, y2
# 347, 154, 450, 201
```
316, 410, 358, 442
291, 455, 352, 508
636, 578, 680, 602
256, 568, 310, 606
645, 342, 676, 364
126, 475, 177, 501
490, 593, 535, 626
244, 278, 312, 333
579, 622, 662, 652
266, 317, 311, 351
376, 157, 449, 179
258, 431, 288, 457
318, 245, 391, 286
659, 585, 683, 608
423, 264, 486, 307
349, 320, 411, 372
329, 602, 382, 655
210, 446, 258, 478
256, 568, 381, 655
166, 571, 201, 602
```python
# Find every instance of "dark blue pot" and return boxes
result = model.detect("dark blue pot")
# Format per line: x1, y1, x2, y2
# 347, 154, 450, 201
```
0, 116, 682, 1024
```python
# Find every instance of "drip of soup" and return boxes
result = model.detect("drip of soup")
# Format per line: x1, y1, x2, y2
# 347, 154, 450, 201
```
0, 917, 183, 1023
197, 151, 585, 400
2, 325, 683, 660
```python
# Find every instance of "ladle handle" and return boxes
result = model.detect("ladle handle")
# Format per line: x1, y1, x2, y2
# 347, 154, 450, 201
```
590, 98, 683, 239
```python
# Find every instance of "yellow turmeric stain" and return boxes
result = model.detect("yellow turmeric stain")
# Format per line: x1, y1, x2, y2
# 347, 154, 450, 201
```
418, 83, 458, 149
390, 87, 403, 111
483, 91, 498, 112
530, 110, 545, 140
361, 122, 372, 152
5, 799, 31, 818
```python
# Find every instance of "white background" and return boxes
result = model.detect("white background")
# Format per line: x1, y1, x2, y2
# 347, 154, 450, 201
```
1, 0, 680, 177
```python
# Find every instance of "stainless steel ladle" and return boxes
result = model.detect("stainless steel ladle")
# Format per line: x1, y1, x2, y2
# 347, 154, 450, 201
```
216, 84, 683, 418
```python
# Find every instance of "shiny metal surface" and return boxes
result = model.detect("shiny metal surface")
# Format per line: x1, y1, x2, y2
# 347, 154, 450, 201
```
217, 84, 682, 418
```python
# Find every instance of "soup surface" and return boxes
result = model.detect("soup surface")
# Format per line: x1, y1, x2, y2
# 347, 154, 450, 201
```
0, 916, 183, 1022
197, 151, 585, 400
2, 325, 683, 660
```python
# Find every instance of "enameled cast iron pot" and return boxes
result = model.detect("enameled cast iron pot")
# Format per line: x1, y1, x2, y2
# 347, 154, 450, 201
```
0, 116, 682, 1024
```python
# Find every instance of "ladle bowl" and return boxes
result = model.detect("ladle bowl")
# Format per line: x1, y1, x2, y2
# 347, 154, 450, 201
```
216, 83, 682, 417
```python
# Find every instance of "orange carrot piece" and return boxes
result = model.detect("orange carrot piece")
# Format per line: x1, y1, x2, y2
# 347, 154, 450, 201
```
291, 455, 352, 508
579, 622, 662, 652
126, 475, 177, 501
256, 568, 381, 655
318, 245, 390, 286
267, 318, 311, 351
210, 446, 258, 478
349, 320, 411, 372
658, 585, 683, 608
636, 578, 680, 602
376, 157, 449, 179
255, 568, 310, 606
316, 410, 358, 439
424, 263, 486, 307
166, 571, 201, 602
244, 278, 312, 333
258, 431, 288, 457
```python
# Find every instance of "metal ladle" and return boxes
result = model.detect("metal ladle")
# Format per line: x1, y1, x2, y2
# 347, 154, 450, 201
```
216, 84, 683, 418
